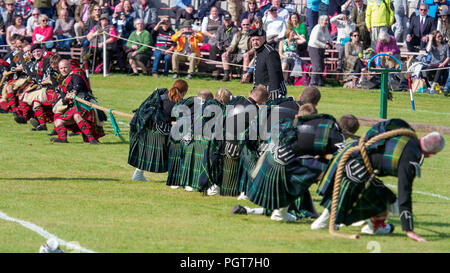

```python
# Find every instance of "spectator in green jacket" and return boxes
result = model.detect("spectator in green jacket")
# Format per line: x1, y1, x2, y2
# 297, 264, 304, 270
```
126, 18, 152, 76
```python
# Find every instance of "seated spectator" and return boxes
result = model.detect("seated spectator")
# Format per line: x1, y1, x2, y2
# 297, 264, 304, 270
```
227, 0, 243, 26
279, 29, 299, 82
344, 30, 363, 71
54, 9, 75, 51
6, 16, 26, 46
197, 0, 222, 20
437, 6, 450, 42
171, 21, 204, 80
210, 13, 238, 79
201, 6, 222, 44
406, 4, 437, 52
240, 0, 262, 24
82, 4, 103, 49
350, 0, 370, 48
170, 0, 197, 30
263, 5, 287, 48
151, 16, 175, 77
330, 10, 355, 71
74, 0, 98, 44
287, 12, 308, 56
86, 13, 118, 74
376, 30, 400, 68
32, 14, 53, 44
111, 3, 134, 44
268, 0, 289, 22
425, 30, 449, 91
122, 0, 136, 29
221, 18, 251, 81
132, 0, 158, 30
26, 9, 41, 39
251, 16, 263, 30
126, 18, 152, 76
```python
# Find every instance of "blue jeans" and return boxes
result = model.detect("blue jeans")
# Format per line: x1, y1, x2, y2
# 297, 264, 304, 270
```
306, 8, 319, 36
152, 49, 171, 75
57, 35, 72, 51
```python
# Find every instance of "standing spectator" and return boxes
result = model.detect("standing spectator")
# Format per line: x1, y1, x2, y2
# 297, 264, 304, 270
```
250, 28, 287, 99
74, 0, 98, 44
54, 8, 75, 51
406, 3, 436, 52
365, 0, 394, 50
227, 0, 244, 26
375, 30, 400, 68
201, 6, 221, 44
33, 0, 52, 18
14, 0, 33, 20
287, 12, 308, 55
240, 0, 262, 24
437, 5, 450, 42
350, 0, 370, 48
306, 0, 321, 35
151, 16, 175, 77
330, 10, 355, 71
197, 0, 220, 19
132, 0, 158, 30
170, 0, 196, 30
126, 18, 152, 76
221, 18, 251, 81
86, 13, 118, 74
319, 0, 329, 16
6, 16, 26, 46
308, 15, 333, 87
171, 21, 204, 80
26, 9, 41, 40
263, 5, 287, 48
210, 13, 238, 79
424, 0, 450, 19
425, 30, 449, 91
393, 0, 409, 42
32, 14, 53, 44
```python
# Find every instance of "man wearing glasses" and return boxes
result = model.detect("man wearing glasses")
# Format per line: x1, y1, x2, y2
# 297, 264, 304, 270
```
406, 4, 437, 52
26, 9, 41, 39
350, 0, 370, 48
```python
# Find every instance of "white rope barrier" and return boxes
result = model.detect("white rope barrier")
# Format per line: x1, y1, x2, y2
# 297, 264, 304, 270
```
0, 35, 88, 48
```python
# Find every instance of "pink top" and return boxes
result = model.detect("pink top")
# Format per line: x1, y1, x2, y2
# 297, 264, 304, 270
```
32, 25, 54, 44
376, 35, 400, 55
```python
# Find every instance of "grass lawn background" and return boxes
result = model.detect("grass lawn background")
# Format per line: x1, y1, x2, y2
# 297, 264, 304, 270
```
0, 74, 449, 253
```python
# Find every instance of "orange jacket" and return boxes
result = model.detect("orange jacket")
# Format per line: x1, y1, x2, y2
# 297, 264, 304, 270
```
171, 30, 204, 62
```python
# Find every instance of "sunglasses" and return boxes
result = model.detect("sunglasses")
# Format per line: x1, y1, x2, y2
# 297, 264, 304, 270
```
420, 9, 427, 11
42, 19, 48, 22
242, 24, 250, 26
352, 34, 359, 37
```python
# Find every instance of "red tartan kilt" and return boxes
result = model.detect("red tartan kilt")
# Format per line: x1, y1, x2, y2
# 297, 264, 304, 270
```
44, 88, 58, 105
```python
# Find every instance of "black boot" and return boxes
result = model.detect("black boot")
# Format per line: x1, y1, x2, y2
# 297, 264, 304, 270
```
221, 70, 230, 81
13, 112, 27, 124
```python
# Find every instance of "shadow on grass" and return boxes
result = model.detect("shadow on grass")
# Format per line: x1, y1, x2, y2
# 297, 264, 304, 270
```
0, 177, 120, 182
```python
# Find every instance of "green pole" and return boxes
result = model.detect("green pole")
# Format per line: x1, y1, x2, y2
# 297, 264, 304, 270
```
380, 71, 389, 119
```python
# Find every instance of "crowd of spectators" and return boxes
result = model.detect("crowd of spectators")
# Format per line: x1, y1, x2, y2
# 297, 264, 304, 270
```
0, 0, 449, 92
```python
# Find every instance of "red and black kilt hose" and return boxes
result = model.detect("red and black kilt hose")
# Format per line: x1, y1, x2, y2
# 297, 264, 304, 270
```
55, 105, 105, 142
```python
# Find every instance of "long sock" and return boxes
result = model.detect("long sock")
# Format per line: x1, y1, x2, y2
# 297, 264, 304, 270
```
0, 101, 8, 111
18, 101, 32, 120
55, 125, 67, 140
6, 93, 16, 112
77, 119, 95, 141
33, 104, 47, 127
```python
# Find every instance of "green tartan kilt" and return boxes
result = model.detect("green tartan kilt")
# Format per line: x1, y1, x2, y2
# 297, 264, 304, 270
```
128, 129, 169, 172
180, 139, 210, 190
166, 141, 183, 186
329, 176, 397, 226
238, 146, 258, 194
220, 157, 241, 196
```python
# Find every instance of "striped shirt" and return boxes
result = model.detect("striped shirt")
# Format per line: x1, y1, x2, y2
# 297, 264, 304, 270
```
153, 26, 175, 49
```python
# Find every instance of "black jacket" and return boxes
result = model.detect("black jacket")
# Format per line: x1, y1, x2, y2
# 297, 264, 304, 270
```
407, 15, 436, 39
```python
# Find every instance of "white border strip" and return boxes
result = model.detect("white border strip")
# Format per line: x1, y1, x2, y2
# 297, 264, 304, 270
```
0, 211, 96, 253
386, 184, 450, 201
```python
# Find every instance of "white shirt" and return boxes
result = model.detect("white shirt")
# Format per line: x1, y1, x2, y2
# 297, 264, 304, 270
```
263, 15, 287, 39
308, 24, 332, 48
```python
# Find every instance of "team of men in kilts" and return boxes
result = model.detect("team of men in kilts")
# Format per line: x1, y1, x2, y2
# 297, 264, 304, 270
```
128, 79, 446, 242
0, 35, 105, 144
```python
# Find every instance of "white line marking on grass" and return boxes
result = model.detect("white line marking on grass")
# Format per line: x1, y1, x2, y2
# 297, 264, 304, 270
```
386, 184, 450, 201
0, 211, 96, 253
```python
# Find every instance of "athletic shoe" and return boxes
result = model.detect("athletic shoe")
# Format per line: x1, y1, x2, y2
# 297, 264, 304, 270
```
50, 137, 68, 143
237, 192, 248, 200
311, 208, 330, 230
13, 112, 27, 124
32, 125, 48, 131
184, 186, 194, 192
230, 204, 247, 215
207, 184, 220, 196
29, 118, 39, 128
270, 207, 297, 222
170, 185, 180, 189
361, 222, 394, 235
132, 169, 148, 182
39, 238, 64, 253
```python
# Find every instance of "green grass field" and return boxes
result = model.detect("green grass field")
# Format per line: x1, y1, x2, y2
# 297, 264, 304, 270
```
0, 74, 449, 253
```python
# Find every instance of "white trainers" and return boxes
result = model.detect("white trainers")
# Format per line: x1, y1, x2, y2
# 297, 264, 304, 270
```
170, 185, 180, 189
237, 192, 248, 200
207, 184, 220, 196
184, 186, 195, 192
361, 222, 395, 235
351, 220, 366, 227
270, 207, 297, 222
311, 208, 330, 230
132, 169, 149, 182
244, 206, 264, 215
39, 238, 64, 253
